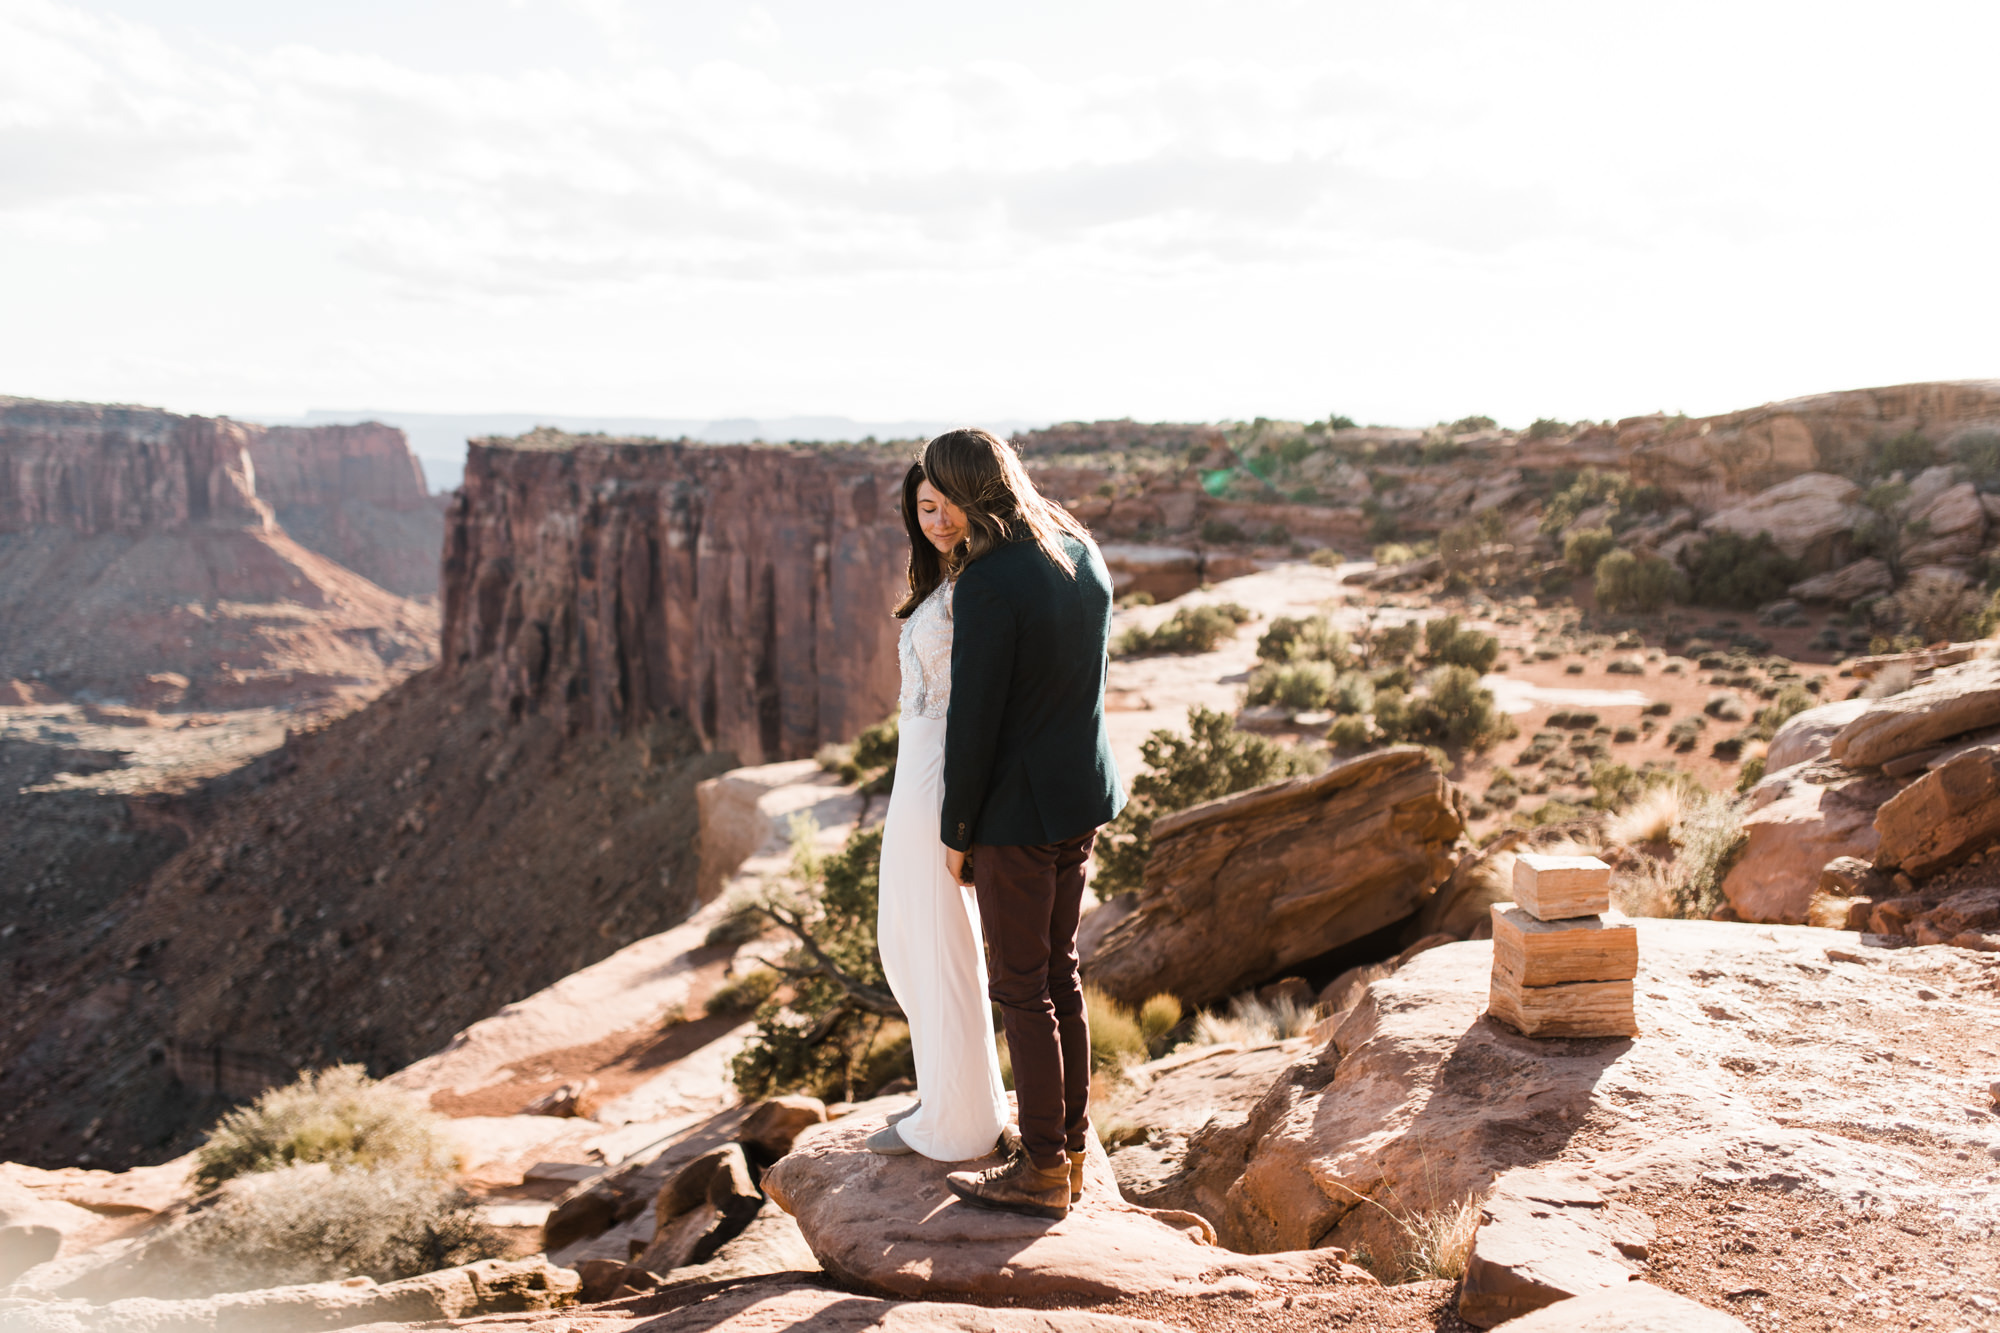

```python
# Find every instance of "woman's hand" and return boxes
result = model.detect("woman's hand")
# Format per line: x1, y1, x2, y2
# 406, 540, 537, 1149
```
945, 846, 975, 887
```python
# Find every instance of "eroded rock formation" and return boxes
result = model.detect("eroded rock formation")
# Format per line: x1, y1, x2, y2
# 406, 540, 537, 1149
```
441, 432, 909, 762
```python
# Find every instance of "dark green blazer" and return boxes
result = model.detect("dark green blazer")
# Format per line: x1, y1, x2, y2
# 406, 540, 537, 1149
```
941, 534, 1126, 851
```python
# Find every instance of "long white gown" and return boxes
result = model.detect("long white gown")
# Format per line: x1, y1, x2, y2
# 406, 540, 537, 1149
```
875, 581, 1010, 1161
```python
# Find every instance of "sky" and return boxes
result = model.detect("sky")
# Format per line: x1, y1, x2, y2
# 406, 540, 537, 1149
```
5, 0, 2000, 465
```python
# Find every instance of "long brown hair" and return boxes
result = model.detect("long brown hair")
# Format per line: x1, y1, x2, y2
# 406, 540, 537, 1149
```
895, 461, 949, 618
920, 428, 1092, 578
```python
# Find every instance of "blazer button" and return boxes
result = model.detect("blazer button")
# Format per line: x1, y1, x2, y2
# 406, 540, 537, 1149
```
958, 823, 967, 838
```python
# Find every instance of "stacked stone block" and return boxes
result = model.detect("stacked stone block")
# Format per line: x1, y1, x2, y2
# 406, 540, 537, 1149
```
1487, 854, 1638, 1038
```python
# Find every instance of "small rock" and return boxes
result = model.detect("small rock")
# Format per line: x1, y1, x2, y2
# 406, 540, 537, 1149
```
523, 1077, 598, 1118
736, 1095, 828, 1163
1457, 1169, 1652, 1327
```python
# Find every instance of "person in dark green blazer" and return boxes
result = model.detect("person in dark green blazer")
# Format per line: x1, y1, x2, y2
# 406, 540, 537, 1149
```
917, 428, 1125, 1221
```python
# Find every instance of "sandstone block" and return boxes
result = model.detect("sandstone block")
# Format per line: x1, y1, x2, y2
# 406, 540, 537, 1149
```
645, 1141, 764, 1273
1457, 1168, 1651, 1327
1764, 698, 1872, 771
1491, 906, 1637, 987
1697, 472, 1866, 566
1486, 1280, 1749, 1331
1830, 658, 2000, 769
1488, 976, 1636, 1040
1511, 855, 1611, 921
1873, 746, 2000, 878
1720, 775, 1885, 923
1789, 557, 1893, 604
1086, 747, 1464, 1007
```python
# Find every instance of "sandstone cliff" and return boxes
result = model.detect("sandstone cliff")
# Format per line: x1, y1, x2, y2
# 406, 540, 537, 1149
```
442, 431, 909, 762
0, 397, 441, 707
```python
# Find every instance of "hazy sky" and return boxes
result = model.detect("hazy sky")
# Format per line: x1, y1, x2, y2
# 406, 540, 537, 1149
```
5, 0, 1998, 430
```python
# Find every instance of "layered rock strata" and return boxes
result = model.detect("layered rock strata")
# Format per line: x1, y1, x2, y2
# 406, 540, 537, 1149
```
441, 433, 908, 763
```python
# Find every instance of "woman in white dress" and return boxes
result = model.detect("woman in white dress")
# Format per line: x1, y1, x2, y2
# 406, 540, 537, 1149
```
865, 462, 1011, 1161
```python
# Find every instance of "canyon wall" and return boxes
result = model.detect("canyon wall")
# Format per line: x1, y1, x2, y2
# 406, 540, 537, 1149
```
0, 397, 442, 706
442, 433, 911, 764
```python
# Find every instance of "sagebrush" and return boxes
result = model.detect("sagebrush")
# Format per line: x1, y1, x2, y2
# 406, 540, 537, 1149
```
191, 1066, 458, 1194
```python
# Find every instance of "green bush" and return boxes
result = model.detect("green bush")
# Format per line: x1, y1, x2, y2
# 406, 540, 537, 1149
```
1331, 671, 1376, 716
707, 967, 780, 1017
1594, 549, 1688, 613
1326, 714, 1373, 750
1950, 429, 2000, 490
1423, 616, 1500, 672
1246, 659, 1338, 711
1308, 547, 1343, 568
1674, 790, 1746, 917
730, 824, 894, 1102
1704, 693, 1748, 721
1256, 614, 1352, 666
830, 715, 899, 794
1375, 665, 1510, 750
1684, 532, 1800, 610
1540, 468, 1636, 535
1370, 621, 1423, 665
175, 1165, 502, 1293
1749, 685, 1815, 741
1092, 707, 1317, 896
1563, 527, 1617, 576
1525, 418, 1568, 440
191, 1067, 458, 1195
1115, 604, 1248, 656
1200, 518, 1247, 545
1372, 541, 1419, 566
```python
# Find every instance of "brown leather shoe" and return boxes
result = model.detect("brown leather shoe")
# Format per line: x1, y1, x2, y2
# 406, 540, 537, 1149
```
1067, 1149, 1086, 1202
946, 1152, 1070, 1220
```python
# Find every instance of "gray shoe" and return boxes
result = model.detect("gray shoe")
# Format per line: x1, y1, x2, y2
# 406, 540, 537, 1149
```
865, 1123, 914, 1155
886, 1100, 921, 1126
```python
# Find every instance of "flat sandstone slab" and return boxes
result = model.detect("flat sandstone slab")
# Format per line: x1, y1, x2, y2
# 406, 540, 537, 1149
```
1487, 1280, 1748, 1331
1488, 976, 1637, 1039
1492, 905, 1638, 987
1512, 854, 1612, 921
762, 1108, 1368, 1300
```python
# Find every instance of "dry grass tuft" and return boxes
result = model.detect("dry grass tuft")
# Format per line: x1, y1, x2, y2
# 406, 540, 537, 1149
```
1862, 661, 1915, 699
1191, 992, 1320, 1047
1396, 1194, 1481, 1282
1604, 784, 1681, 846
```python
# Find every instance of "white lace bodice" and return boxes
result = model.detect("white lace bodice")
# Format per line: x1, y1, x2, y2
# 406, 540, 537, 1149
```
898, 581, 954, 719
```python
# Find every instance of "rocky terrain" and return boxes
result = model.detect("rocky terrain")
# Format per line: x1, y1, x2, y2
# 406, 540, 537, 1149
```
11, 380, 2000, 1331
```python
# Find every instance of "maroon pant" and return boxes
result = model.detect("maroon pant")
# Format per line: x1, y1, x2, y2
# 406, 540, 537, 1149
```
972, 832, 1095, 1169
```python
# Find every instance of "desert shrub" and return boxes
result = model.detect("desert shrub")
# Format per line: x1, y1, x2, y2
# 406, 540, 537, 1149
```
174, 1165, 502, 1293
1138, 994, 1183, 1052
1525, 417, 1568, 441
1116, 590, 1156, 608
191, 1067, 457, 1195
731, 824, 897, 1102
1540, 468, 1635, 534
1396, 1195, 1481, 1283
1447, 414, 1497, 435
1376, 665, 1510, 750
1331, 671, 1376, 716
1684, 532, 1800, 610
1092, 707, 1317, 896
1423, 616, 1500, 673
1667, 716, 1706, 751
703, 897, 768, 950
1704, 693, 1748, 721
1190, 992, 1319, 1046
1372, 541, 1418, 566
1200, 518, 1247, 545
1563, 527, 1617, 576
1736, 754, 1767, 791
1673, 790, 1746, 917
1594, 549, 1688, 613
1589, 761, 1646, 811
1256, 613, 1352, 666
1642, 700, 1672, 716
706, 967, 780, 1018
1245, 659, 1338, 711
1950, 429, 2000, 490
1370, 620, 1423, 665
1891, 571, 1986, 644
1308, 547, 1343, 568
1114, 604, 1247, 656
1083, 987, 1149, 1072
1749, 685, 1815, 740
1871, 428, 1939, 478
1326, 715, 1373, 750
1606, 784, 1681, 845
828, 715, 899, 795
1862, 661, 1915, 699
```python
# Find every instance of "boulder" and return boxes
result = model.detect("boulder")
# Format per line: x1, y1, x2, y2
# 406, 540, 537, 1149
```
1489, 1281, 1749, 1331
1697, 473, 1865, 567
1873, 747, 2000, 877
1720, 774, 1888, 923
1788, 557, 1893, 604
1906, 884, 2000, 949
638, 1143, 765, 1273
1107, 1040, 1318, 1213
761, 1100, 1369, 1299
0, 1180, 63, 1286
735, 1095, 828, 1163
1121, 922, 1989, 1260
1901, 476, 1987, 566
1763, 699, 1872, 772
1457, 1168, 1651, 1327
1086, 747, 1465, 1007
650, 1197, 818, 1288
1829, 657, 2000, 768
0, 1257, 578, 1333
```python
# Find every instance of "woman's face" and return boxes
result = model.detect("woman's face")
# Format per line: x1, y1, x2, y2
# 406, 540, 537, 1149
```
916, 479, 967, 556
